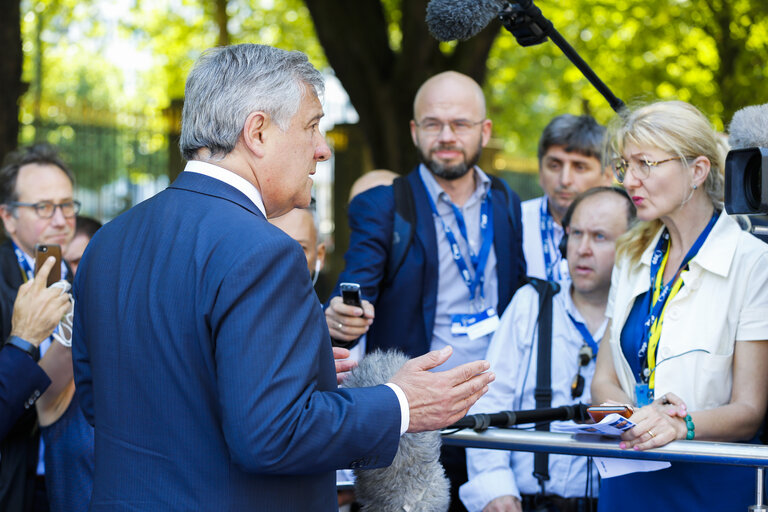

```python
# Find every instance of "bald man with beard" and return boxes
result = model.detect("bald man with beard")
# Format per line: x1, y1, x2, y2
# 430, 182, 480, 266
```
326, 71, 527, 511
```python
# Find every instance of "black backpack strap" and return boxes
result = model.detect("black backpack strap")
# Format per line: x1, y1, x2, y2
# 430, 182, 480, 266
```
489, 175, 521, 237
527, 277, 560, 491
386, 176, 416, 283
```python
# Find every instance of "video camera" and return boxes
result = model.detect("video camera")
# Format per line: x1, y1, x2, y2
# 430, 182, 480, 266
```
726, 148, 768, 215
724, 104, 768, 240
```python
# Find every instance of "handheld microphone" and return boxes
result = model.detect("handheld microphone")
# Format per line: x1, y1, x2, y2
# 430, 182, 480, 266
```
343, 350, 450, 512
425, 0, 508, 41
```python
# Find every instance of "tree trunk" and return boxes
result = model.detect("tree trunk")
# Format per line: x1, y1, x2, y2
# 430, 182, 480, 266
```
303, 0, 499, 175
0, 0, 23, 162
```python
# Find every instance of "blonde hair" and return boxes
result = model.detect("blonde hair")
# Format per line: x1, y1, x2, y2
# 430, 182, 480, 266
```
605, 101, 727, 263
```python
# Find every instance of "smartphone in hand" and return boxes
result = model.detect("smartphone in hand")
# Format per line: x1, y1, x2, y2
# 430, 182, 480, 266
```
34, 244, 62, 287
587, 405, 633, 423
340, 282, 363, 310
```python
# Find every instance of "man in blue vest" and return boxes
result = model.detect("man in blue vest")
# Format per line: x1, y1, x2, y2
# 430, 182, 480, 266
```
326, 71, 526, 511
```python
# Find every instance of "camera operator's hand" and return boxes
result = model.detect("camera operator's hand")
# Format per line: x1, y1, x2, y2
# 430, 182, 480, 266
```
389, 346, 494, 433
10, 256, 71, 344
326, 296, 374, 342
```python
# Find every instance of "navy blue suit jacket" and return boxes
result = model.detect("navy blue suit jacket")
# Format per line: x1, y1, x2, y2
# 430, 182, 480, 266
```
72, 171, 400, 511
0, 346, 50, 440
331, 168, 526, 358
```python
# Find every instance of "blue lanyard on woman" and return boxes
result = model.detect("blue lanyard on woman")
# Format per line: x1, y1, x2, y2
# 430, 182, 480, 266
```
420, 173, 494, 304
539, 198, 564, 281
636, 211, 719, 387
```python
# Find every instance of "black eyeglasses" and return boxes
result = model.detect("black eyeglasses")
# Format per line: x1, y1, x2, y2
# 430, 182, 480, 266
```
8, 200, 81, 219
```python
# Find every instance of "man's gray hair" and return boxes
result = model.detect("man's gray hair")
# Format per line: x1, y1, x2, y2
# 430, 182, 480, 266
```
729, 103, 768, 150
179, 44, 324, 161
343, 350, 450, 512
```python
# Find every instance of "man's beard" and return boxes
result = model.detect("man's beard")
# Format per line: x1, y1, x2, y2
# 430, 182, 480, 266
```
418, 142, 482, 181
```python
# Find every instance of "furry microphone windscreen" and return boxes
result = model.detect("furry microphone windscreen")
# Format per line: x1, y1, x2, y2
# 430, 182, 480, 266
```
425, 0, 507, 41
342, 350, 450, 512
729, 103, 768, 150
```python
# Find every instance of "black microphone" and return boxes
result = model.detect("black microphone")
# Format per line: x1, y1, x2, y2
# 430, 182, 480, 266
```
425, 0, 508, 41
448, 403, 590, 431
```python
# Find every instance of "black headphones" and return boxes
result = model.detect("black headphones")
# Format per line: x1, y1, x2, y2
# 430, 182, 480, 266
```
557, 186, 634, 260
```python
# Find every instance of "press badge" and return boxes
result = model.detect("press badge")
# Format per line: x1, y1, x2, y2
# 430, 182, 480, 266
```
451, 308, 500, 340
635, 383, 653, 408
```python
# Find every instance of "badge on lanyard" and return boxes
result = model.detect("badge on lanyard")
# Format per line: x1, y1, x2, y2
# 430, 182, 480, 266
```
451, 308, 500, 339
635, 211, 719, 406
420, 173, 496, 339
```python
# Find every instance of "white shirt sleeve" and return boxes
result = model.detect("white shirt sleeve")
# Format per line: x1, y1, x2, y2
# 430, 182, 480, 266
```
736, 251, 768, 341
460, 288, 535, 511
384, 383, 410, 435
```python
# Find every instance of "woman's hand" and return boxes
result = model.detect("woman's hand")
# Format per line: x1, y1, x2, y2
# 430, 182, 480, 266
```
619, 395, 689, 450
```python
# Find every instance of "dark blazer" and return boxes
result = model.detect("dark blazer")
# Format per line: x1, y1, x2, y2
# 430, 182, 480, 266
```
331, 168, 526, 358
0, 240, 43, 511
72, 171, 401, 511
0, 347, 50, 440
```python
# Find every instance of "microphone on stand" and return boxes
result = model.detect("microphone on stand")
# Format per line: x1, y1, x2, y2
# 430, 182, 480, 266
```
448, 403, 591, 431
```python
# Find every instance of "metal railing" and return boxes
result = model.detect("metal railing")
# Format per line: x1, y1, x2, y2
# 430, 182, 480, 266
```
442, 428, 768, 511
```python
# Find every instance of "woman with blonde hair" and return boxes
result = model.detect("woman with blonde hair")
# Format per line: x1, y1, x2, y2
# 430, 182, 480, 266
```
591, 100, 768, 509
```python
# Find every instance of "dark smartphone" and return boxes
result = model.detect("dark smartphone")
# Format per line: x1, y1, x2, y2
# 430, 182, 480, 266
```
340, 282, 363, 309
587, 405, 633, 423
35, 244, 62, 287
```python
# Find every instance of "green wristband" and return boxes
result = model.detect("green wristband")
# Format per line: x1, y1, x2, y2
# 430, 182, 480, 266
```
685, 414, 695, 440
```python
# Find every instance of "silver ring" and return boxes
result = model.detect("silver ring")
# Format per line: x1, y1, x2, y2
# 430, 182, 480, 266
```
337, 322, 343, 331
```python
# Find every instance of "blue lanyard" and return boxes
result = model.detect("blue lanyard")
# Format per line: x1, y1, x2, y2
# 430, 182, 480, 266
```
539, 198, 564, 281
420, 174, 494, 302
567, 312, 599, 358
12, 241, 34, 281
636, 211, 719, 382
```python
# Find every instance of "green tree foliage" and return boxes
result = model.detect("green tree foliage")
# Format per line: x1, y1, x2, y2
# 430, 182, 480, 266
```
485, 0, 768, 158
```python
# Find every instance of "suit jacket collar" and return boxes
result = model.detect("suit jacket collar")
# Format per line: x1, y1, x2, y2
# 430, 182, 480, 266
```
168, 171, 266, 220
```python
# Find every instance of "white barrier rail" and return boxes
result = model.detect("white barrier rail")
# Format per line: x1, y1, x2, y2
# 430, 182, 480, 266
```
441, 428, 768, 511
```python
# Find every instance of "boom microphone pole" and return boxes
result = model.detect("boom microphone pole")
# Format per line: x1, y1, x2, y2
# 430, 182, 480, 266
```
448, 403, 590, 432
499, 1, 625, 114
425, 0, 626, 114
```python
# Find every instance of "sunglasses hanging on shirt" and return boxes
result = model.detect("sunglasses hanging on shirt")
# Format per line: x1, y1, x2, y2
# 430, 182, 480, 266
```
571, 344, 593, 398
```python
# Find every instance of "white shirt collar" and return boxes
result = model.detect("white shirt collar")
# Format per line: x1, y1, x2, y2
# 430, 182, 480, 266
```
184, 160, 267, 218
638, 210, 738, 277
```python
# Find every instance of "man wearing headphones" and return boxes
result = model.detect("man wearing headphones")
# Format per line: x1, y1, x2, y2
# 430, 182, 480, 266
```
461, 187, 636, 512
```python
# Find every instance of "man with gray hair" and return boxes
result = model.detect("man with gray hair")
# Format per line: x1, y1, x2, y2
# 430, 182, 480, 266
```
72, 44, 494, 511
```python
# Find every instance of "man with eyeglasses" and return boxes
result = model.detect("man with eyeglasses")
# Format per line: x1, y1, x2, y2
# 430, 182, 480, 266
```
461, 187, 635, 512
521, 115, 613, 283
0, 143, 78, 512
325, 71, 526, 511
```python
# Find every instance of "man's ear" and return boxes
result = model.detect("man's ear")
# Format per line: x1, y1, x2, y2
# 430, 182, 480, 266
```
0, 205, 17, 236
480, 118, 492, 148
242, 111, 268, 157
315, 242, 326, 272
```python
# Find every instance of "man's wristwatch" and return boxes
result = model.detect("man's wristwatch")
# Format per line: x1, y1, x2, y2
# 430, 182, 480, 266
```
5, 335, 40, 362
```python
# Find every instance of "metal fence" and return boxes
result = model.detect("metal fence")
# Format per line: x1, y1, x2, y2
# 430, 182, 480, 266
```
19, 119, 173, 221
442, 428, 768, 511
